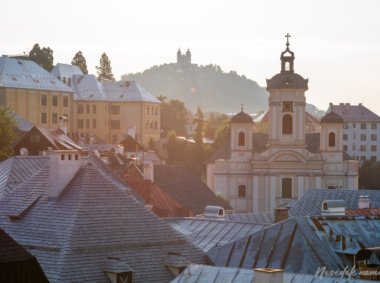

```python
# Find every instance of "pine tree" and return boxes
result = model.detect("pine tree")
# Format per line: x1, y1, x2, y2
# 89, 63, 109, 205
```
96, 52, 115, 81
71, 51, 88, 74
29, 43, 54, 71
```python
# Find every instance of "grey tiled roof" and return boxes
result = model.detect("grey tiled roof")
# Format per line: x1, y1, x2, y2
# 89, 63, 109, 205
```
171, 264, 372, 283
330, 103, 380, 122
0, 56, 73, 92
289, 189, 380, 216
0, 156, 206, 282
207, 216, 380, 275
165, 218, 267, 252
50, 63, 83, 79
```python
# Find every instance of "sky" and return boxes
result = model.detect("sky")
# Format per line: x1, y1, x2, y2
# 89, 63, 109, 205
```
1, 0, 380, 113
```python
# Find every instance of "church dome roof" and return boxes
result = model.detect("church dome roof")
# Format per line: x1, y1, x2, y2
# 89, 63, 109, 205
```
320, 111, 344, 124
231, 110, 253, 123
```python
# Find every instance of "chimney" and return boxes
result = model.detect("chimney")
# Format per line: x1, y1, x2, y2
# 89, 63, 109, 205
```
358, 195, 370, 209
47, 149, 82, 198
274, 207, 288, 223
127, 127, 136, 139
143, 161, 154, 182
254, 268, 284, 283
58, 116, 68, 134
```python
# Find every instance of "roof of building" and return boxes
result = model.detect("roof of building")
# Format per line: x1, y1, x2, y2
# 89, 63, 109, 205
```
154, 164, 231, 215
266, 72, 308, 90
0, 155, 206, 282
165, 218, 267, 252
231, 110, 253, 123
320, 111, 344, 124
71, 74, 160, 103
256, 110, 320, 124
0, 56, 73, 92
118, 135, 146, 152
0, 227, 48, 283
289, 189, 380, 217
171, 264, 373, 283
14, 114, 34, 132
50, 63, 83, 80
346, 208, 380, 217
207, 216, 380, 275
329, 103, 380, 122
225, 212, 275, 224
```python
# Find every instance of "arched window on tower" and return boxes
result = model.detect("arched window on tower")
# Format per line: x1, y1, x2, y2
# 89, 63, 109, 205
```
281, 178, 292, 199
238, 132, 245, 146
329, 132, 336, 147
282, 114, 293, 135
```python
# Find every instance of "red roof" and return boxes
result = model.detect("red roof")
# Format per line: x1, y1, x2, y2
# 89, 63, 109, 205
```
345, 208, 380, 216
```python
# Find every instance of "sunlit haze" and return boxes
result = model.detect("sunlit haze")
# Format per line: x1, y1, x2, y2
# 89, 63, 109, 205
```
2, 0, 380, 113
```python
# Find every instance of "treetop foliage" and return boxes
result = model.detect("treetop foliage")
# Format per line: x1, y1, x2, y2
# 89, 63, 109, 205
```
96, 52, 115, 82
71, 51, 88, 74
29, 43, 54, 72
0, 106, 16, 160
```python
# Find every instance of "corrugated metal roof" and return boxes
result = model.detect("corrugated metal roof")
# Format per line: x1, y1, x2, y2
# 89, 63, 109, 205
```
225, 212, 275, 224
0, 155, 207, 282
290, 189, 380, 217
171, 264, 373, 283
207, 216, 380, 275
71, 74, 160, 103
0, 56, 73, 92
165, 218, 267, 252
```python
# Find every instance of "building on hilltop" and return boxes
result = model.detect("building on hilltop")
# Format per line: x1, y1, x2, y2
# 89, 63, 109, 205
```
328, 102, 380, 162
207, 36, 359, 213
177, 49, 191, 67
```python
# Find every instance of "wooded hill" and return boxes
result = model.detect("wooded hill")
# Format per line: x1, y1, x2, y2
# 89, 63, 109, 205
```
122, 63, 268, 114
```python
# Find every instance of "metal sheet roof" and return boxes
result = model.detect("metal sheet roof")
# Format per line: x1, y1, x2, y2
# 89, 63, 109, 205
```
225, 212, 275, 224
50, 63, 83, 79
171, 264, 373, 283
165, 218, 267, 252
0, 56, 73, 92
330, 103, 380, 122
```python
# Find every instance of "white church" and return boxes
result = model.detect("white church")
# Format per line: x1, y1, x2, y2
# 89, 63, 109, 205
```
207, 36, 359, 213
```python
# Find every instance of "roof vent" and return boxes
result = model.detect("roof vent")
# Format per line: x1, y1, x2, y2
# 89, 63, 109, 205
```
359, 195, 370, 209
321, 200, 345, 216
204, 205, 225, 218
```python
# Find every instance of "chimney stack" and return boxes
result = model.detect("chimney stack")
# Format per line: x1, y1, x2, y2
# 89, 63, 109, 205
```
47, 149, 82, 198
58, 116, 68, 134
274, 207, 288, 223
358, 195, 370, 209
143, 161, 154, 182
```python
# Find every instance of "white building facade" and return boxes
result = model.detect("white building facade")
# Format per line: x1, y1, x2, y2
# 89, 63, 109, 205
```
328, 103, 380, 162
208, 38, 359, 213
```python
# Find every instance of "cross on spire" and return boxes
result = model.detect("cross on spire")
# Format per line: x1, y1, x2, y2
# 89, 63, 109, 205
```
285, 33, 291, 48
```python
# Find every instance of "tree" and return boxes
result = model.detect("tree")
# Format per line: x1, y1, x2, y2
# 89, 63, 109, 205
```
71, 51, 88, 74
29, 43, 54, 71
166, 130, 178, 162
0, 107, 16, 160
359, 160, 380, 189
96, 52, 115, 81
213, 118, 231, 150
160, 99, 188, 136
190, 107, 205, 176
204, 112, 229, 139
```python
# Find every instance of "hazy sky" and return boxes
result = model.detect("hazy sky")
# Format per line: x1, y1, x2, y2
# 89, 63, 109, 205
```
2, 0, 380, 113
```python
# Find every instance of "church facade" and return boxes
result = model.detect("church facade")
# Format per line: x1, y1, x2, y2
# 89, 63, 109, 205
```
207, 37, 359, 213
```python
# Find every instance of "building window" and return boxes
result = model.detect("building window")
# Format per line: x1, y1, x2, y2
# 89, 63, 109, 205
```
371, 145, 377, 152
360, 134, 366, 141
328, 132, 336, 147
360, 156, 366, 161
63, 96, 69, 107
86, 104, 90, 114
52, 113, 58, 124
361, 123, 366, 129
238, 132, 245, 146
93, 105, 96, 114
281, 178, 292, 198
282, 114, 292, 135
238, 185, 246, 198
343, 134, 348, 140
93, 119, 96, 129
86, 119, 89, 129
77, 104, 84, 114
110, 105, 120, 115
111, 120, 120, 129
146, 106, 150, 115
360, 145, 366, 152
77, 119, 84, 129
371, 156, 377, 161
112, 135, 118, 144
154, 121, 158, 130
353, 123, 356, 128
371, 123, 377, 130
343, 145, 348, 151
353, 132, 356, 140
52, 95, 58, 107
353, 144, 356, 150
41, 95, 47, 106
41, 113, 47, 124
371, 134, 377, 141
68, 78, 71, 86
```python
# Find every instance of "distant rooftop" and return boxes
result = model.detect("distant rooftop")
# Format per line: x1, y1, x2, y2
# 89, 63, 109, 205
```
50, 63, 83, 79
329, 103, 380, 122
0, 56, 73, 92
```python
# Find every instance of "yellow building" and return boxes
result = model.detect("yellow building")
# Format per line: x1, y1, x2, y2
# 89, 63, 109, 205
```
0, 56, 74, 130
